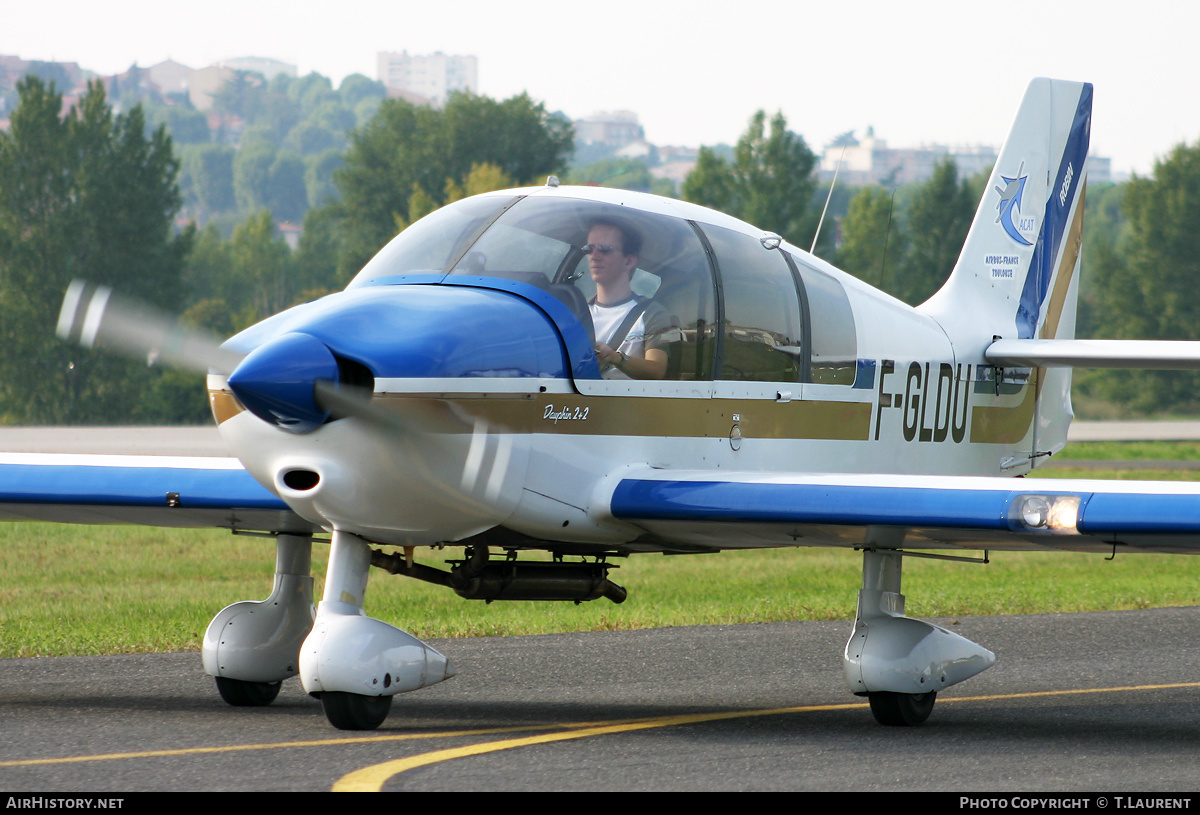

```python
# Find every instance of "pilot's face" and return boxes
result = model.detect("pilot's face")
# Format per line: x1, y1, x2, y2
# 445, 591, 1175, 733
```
587, 225, 635, 288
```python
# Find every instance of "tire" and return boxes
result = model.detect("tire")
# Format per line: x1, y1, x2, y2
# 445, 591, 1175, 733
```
321, 691, 393, 730
868, 691, 937, 726
215, 676, 282, 707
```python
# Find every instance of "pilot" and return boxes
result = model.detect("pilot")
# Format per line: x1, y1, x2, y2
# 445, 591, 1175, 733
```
585, 221, 679, 380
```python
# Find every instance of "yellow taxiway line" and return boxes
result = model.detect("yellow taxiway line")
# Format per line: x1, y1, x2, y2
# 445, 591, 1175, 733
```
4, 682, 1199, 788
333, 681, 1200, 792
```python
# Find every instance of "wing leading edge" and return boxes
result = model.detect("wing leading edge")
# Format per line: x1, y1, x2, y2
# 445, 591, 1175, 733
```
0, 452, 310, 532
609, 469, 1200, 555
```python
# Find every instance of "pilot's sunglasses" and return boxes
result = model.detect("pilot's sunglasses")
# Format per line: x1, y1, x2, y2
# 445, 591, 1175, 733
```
582, 244, 619, 256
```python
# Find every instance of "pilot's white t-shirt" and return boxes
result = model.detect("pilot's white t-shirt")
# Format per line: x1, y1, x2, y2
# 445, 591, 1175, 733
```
589, 297, 678, 380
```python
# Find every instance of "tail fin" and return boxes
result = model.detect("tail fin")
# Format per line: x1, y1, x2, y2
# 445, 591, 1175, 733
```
922, 78, 1092, 351
921, 78, 1091, 464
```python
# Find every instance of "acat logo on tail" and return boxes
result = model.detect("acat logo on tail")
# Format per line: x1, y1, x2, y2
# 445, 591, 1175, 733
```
994, 161, 1035, 247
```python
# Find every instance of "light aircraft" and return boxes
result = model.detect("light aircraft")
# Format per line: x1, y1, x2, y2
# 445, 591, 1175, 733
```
12, 77, 1200, 731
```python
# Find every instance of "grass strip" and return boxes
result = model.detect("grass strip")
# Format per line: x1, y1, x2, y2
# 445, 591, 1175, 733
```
2, 440, 1198, 657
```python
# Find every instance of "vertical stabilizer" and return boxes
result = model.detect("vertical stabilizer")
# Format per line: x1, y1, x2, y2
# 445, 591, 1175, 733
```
921, 78, 1091, 463
922, 78, 1091, 352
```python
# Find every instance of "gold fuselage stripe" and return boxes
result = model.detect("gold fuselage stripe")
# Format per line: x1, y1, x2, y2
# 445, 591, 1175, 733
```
211, 388, 875, 441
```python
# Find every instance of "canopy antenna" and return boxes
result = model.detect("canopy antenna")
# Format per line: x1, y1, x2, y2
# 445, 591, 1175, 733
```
878, 187, 899, 290
810, 145, 845, 255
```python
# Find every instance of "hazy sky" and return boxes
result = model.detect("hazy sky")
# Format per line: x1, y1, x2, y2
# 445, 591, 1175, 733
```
4, 0, 1195, 176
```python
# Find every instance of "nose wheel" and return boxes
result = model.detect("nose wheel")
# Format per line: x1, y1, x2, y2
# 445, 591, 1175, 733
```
321, 692, 393, 730
868, 691, 937, 726
845, 549, 994, 727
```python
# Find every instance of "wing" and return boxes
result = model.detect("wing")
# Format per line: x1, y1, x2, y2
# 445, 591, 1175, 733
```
609, 469, 1200, 555
0, 451, 311, 533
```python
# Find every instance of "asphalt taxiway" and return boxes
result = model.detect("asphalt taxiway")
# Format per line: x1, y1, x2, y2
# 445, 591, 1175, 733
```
4, 608, 1200, 792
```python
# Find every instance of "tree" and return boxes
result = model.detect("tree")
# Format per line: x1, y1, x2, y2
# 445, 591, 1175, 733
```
837, 185, 906, 294
233, 139, 276, 212
444, 162, 517, 203
0, 77, 190, 423
568, 157, 655, 190
228, 211, 295, 328
289, 73, 336, 115
338, 74, 386, 110
266, 151, 308, 223
895, 157, 974, 305
151, 106, 210, 145
212, 70, 266, 121
1074, 144, 1200, 414
181, 143, 236, 217
22, 61, 71, 91
304, 148, 344, 208
681, 110, 818, 246
179, 212, 300, 335
329, 91, 573, 277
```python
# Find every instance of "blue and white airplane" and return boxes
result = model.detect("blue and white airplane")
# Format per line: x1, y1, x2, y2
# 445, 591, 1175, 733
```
13, 77, 1200, 730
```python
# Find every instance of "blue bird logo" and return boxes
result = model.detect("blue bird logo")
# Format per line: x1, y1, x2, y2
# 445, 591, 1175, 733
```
994, 162, 1034, 247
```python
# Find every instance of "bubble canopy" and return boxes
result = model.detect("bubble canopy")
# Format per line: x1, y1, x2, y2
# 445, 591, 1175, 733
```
347, 192, 857, 384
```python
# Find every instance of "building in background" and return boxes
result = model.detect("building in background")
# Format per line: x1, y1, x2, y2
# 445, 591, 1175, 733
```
819, 127, 1113, 186
574, 110, 644, 149
376, 51, 477, 106
146, 59, 193, 97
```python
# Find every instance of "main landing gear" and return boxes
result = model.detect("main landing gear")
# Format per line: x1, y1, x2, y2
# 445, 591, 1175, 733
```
203, 530, 455, 730
214, 676, 282, 707
843, 547, 995, 726
202, 533, 315, 704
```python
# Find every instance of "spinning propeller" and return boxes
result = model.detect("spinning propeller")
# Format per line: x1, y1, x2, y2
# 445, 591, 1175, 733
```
56, 280, 393, 432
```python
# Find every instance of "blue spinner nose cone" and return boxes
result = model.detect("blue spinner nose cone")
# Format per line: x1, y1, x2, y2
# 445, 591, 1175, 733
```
228, 332, 340, 434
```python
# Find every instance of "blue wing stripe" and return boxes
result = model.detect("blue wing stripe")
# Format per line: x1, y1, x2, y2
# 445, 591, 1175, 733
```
0, 462, 288, 511
612, 477, 1200, 537
611, 479, 1014, 528
1078, 493, 1200, 534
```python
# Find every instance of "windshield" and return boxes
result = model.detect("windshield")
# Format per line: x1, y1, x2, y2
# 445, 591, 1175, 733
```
348, 193, 851, 385
348, 195, 514, 287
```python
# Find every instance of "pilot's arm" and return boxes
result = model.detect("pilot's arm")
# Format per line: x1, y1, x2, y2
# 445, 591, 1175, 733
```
596, 343, 668, 379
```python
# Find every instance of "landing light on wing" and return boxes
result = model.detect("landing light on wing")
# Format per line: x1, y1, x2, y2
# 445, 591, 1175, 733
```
1009, 494, 1081, 533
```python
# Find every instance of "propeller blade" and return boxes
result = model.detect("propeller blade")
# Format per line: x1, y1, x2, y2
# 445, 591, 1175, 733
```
312, 379, 408, 431
57, 280, 244, 375
313, 380, 488, 437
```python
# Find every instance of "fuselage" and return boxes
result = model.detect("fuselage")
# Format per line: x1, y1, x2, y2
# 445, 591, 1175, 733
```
209, 185, 1052, 550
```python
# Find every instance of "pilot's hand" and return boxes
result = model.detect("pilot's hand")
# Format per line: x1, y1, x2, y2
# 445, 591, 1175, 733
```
595, 342, 620, 367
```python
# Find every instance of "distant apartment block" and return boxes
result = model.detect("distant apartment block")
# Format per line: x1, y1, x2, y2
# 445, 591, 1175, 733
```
819, 128, 1112, 186
376, 51, 477, 105
574, 110, 644, 148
